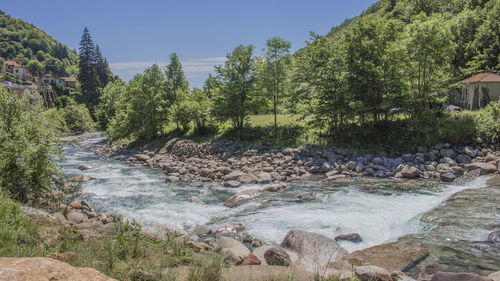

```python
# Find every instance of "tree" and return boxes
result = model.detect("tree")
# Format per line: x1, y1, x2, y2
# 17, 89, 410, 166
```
95, 45, 111, 88
0, 88, 60, 203
165, 52, 189, 105
78, 27, 98, 111
27, 60, 43, 77
211, 45, 257, 129
404, 14, 454, 113
95, 79, 126, 130
291, 35, 350, 134
107, 64, 168, 139
261, 37, 291, 131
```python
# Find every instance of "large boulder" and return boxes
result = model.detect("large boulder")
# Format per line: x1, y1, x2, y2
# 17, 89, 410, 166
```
224, 189, 263, 208
251, 246, 274, 266
133, 154, 150, 161
400, 166, 420, 179
440, 172, 456, 183
355, 265, 392, 281
67, 211, 87, 224
465, 163, 497, 175
0, 257, 115, 281
225, 170, 248, 180
264, 247, 291, 266
215, 237, 250, 264
280, 230, 348, 272
430, 272, 493, 281
342, 242, 428, 272
142, 224, 170, 240
489, 271, 500, 281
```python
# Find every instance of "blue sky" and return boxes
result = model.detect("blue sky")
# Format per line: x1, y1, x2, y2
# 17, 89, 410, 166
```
3, 0, 378, 87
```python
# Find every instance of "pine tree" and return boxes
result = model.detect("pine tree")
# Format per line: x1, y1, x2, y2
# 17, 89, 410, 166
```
78, 27, 98, 111
95, 45, 111, 88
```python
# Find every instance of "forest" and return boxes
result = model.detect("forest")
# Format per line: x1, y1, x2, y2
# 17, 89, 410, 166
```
93, 0, 500, 150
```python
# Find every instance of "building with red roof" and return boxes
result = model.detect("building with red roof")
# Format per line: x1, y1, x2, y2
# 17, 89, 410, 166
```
459, 72, 500, 110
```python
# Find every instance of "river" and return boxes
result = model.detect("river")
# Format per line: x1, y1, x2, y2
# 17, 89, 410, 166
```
60, 135, 492, 255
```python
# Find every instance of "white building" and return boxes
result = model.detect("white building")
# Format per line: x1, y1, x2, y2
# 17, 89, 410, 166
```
459, 72, 500, 110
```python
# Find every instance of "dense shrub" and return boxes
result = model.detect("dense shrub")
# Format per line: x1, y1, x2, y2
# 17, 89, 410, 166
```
0, 88, 60, 203
43, 97, 94, 135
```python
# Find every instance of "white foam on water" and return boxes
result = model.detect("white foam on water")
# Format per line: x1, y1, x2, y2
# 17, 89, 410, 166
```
61, 138, 491, 252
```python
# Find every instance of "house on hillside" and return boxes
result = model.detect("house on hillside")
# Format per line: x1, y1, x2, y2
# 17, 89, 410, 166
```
2, 59, 32, 81
458, 72, 500, 110
40, 74, 77, 88
59, 76, 77, 88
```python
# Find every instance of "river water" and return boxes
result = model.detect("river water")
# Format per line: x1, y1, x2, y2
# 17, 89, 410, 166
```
60, 136, 491, 253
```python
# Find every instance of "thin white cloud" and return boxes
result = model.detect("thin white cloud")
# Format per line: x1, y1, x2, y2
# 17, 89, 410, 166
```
109, 57, 226, 86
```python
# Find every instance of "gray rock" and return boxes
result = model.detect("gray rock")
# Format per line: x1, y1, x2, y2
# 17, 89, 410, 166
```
224, 189, 262, 208
321, 162, 333, 172
257, 172, 272, 183
335, 233, 363, 243
489, 271, 500, 281
456, 154, 472, 164
355, 265, 392, 281
67, 211, 86, 224
464, 146, 477, 157
264, 247, 291, 266
400, 166, 420, 179
251, 246, 274, 266
372, 157, 385, 165
190, 196, 203, 203
465, 162, 497, 175
280, 230, 348, 272
192, 224, 212, 237
440, 172, 456, 183
166, 176, 179, 182
224, 180, 241, 188
78, 164, 92, 170
214, 236, 250, 261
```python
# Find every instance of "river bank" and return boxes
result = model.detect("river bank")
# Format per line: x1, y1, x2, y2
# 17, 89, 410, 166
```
54, 133, 500, 280
90, 134, 500, 187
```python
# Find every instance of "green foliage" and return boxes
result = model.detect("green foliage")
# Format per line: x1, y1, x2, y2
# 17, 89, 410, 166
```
404, 14, 454, 111
211, 45, 260, 128
0, 196, 226, 281
0, 11, 78, 76
95, 79, 126, 130
0, 88, 60, 203
259, 36, 292, 130
43, 96, 94, 135
0, 196, 40, 257
77, 28, 112, 113
107, 64, 169, 139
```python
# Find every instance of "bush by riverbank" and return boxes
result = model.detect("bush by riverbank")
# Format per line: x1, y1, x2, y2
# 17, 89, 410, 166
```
108, 101, 500, 154
0, 195, 228, 281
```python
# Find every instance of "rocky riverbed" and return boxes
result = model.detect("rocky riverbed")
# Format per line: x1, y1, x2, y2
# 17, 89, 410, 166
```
56, 133, 500, 280
92, 136, 500, 187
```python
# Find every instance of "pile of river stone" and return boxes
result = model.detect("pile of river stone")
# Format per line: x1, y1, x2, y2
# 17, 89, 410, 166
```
93, 138, 500, 187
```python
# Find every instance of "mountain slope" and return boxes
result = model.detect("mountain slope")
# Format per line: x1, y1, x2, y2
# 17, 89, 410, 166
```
0, 10, 78, 77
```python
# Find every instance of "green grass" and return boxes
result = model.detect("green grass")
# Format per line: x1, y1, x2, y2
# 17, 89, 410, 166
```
0, 194, 225, 281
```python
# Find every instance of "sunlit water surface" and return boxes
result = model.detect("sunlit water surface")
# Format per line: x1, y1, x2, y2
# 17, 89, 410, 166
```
60, 137, 489, 252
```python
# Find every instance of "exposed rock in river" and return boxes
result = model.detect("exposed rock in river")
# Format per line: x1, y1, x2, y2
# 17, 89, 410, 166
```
398, 179, 500, 276
280, 230, 348, 272
340, 242, 428, 272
